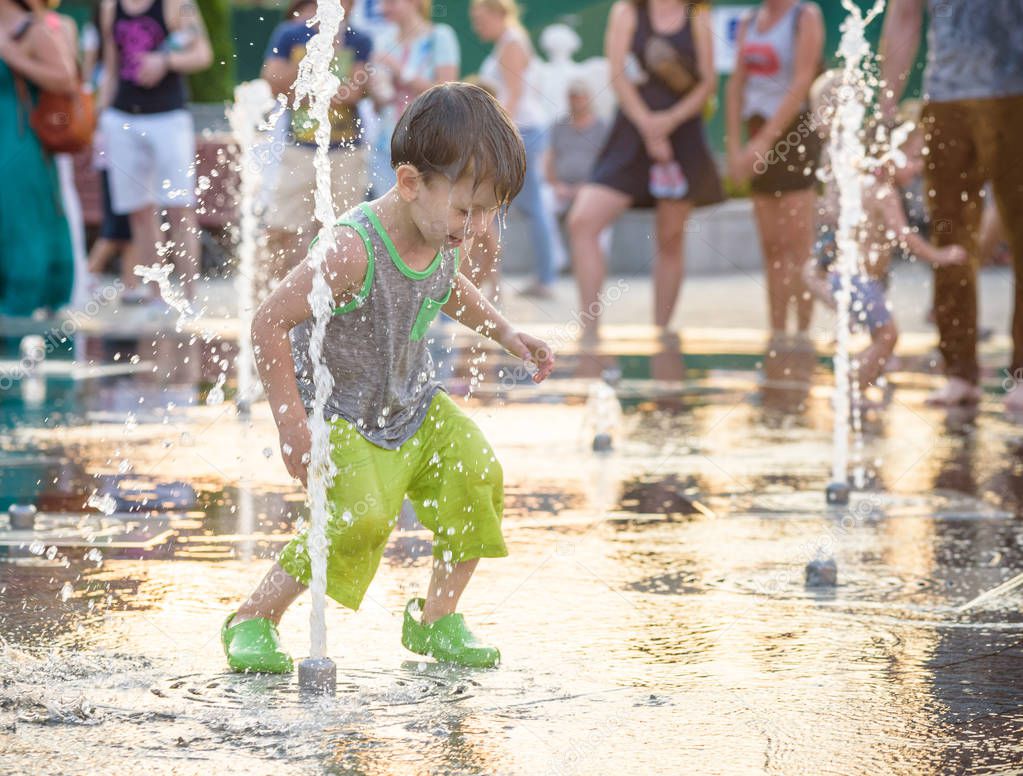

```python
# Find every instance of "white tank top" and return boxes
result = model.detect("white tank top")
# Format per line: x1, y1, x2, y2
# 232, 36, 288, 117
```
479, 26, 547, 128
739, 2, 804, 121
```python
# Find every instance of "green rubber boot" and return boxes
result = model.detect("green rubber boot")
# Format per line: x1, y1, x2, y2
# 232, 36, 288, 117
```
400, 598, 501, 668
221, 613, 294, 674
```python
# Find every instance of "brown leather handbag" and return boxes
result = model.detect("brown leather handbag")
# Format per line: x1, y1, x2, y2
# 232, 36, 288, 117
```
26, 86, 96, 153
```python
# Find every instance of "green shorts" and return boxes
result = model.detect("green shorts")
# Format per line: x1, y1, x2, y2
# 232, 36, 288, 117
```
278, 391, 507, 610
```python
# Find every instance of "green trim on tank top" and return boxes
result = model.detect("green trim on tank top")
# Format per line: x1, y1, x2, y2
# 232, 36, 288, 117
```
322, 219, 375, 315
359, 202, 444, 280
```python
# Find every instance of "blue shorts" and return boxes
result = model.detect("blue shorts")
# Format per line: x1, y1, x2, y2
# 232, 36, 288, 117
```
828, 273, 892, 331
814, 225, 837, 271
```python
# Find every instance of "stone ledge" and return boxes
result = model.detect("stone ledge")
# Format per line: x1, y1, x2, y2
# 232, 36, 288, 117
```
499, 198, 764, 278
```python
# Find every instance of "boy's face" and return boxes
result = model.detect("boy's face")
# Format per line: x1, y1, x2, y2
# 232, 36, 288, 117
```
402, 168, 503, 250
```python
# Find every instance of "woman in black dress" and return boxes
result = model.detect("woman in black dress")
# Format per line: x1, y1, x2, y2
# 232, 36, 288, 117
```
567, 0, 723, 342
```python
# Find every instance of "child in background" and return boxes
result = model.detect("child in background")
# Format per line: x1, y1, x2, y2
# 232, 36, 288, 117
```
804, 84, 966, 396
222, 84, 554, 673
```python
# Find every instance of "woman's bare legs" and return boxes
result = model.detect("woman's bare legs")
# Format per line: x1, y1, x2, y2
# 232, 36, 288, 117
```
86, 238, 119, 275
787, 190, 817, 332
753, 190, 816, 334
567, 184, 631, 341
652, 198, 693, 329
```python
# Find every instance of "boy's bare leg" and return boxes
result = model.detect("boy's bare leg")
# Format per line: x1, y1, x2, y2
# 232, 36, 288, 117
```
421, 558, 479, 624
858, 320, 898, 389
233, 562, 307, 626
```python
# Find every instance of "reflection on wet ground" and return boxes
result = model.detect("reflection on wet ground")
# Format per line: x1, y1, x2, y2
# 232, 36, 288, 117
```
3, 329, 1023, 774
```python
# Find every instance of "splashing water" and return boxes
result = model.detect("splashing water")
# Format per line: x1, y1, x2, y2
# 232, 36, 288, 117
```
227, 80, 277, 412
828, 0, 885, 491
133, 263, 197, 332
292, 0, 345, 661
86, 492, 117, 516
206, 369, 227, 406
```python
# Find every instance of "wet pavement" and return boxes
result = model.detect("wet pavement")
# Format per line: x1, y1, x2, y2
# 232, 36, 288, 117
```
3, 318, 1023, 775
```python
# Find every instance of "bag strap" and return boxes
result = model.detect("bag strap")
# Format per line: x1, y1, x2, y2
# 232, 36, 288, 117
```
12, 14, 33, 42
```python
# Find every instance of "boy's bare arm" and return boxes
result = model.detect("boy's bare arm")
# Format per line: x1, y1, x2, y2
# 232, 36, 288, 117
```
874, 181, 965, 267
442, 272, 555, 382
252, 229, 369, 481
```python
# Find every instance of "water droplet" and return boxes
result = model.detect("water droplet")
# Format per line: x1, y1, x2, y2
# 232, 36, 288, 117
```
87, 492, 118, 515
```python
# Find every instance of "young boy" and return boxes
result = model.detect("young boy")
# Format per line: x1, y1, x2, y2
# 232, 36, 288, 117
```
222, 83, 555, 672
803, 84, 966, 395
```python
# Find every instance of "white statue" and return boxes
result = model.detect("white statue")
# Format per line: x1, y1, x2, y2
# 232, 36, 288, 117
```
536, 23, 616, 123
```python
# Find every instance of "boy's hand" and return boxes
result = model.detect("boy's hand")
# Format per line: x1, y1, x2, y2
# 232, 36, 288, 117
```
934, 244, 968, 266
502, 331, 555, 383
278, 420, 312, 486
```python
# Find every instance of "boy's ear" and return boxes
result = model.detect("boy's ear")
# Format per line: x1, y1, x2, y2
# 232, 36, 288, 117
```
395, 164, 422, 202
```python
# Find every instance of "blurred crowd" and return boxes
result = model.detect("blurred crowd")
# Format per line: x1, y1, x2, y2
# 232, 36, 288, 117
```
0, 0, 1020, 409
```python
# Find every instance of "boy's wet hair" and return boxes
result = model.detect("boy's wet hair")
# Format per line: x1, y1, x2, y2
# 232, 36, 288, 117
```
391, 82, 527, 206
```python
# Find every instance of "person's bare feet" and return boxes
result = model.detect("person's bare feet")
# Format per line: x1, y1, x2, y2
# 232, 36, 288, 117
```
926, 376, 982, 406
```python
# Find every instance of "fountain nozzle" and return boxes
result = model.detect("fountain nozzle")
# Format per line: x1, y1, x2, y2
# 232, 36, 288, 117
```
8, 503, 37, 530
298, 657, 336, 695
805, 557, 838, 587
825, 481, 850, 505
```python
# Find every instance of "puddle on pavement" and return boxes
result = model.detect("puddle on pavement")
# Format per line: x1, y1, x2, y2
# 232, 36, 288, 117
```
3, 332, 1023, 773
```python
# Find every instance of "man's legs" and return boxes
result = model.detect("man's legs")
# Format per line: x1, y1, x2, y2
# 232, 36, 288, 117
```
980, 96, 1023, 411
922, 100, 986, 404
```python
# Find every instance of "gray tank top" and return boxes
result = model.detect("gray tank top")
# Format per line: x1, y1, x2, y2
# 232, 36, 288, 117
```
290, 202, 460, 449
740, 2, 804, 121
